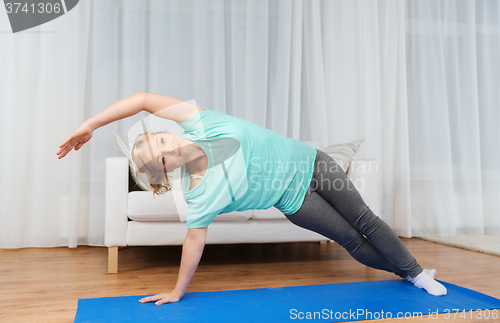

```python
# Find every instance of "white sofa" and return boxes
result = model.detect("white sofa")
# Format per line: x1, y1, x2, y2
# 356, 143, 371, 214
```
104, 142, 381, 273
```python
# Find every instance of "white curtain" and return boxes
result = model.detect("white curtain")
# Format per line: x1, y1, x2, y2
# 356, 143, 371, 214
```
405, 0, 500, 236
1, 0, 498, 248
0, 0, 94, 247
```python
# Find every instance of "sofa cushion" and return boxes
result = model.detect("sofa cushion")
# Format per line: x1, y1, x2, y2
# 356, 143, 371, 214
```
321, 139, 364, 173
128, 191, 179, 221
128, 191, 252, 222
251, 207, 286, 220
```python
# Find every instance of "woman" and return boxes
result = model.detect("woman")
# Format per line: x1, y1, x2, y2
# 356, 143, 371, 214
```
57, 92, 447, 305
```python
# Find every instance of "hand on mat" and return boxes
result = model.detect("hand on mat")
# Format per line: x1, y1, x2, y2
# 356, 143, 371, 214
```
57, 121, 94, 159
139, 291, 181, 305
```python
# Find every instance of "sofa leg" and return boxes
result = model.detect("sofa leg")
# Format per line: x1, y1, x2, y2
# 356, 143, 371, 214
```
108, 246, 118, 274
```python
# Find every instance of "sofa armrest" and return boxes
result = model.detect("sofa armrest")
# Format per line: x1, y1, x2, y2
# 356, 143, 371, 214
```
347, 159, 381, 216
105, 157, 129, 247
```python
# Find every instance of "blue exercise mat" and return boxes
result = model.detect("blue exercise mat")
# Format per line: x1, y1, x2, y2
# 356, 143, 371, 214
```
74, 279, 500, 322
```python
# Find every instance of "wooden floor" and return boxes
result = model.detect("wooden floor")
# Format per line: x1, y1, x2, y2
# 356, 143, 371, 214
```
1, 238, 499, 323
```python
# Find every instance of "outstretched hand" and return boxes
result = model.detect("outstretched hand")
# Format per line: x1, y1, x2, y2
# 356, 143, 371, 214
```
139, 291, 181, 305
57, 121, 94, 159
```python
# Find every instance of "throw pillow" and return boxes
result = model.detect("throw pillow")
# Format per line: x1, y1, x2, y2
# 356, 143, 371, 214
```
320, 139, 365, 173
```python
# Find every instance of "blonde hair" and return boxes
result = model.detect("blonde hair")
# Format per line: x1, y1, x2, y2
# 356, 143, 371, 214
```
131, 130, 173, 196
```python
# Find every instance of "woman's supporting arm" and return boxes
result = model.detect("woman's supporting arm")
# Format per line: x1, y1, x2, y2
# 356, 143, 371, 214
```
139, 227, 208, 305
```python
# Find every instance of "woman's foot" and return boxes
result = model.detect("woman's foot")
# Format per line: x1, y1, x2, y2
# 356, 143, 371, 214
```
405, 268, 436, 283
409, 270, 447, 296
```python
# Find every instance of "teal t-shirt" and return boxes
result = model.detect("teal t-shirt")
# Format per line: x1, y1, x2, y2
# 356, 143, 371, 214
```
177, 108, 317, 229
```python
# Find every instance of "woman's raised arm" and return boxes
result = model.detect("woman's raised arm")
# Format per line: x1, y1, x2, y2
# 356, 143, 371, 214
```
142, 92, 203, 123
57, 92, 201, 159
57, 92, 146, 159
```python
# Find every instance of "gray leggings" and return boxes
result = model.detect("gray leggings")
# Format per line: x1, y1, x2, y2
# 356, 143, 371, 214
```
285, 149, 423, 279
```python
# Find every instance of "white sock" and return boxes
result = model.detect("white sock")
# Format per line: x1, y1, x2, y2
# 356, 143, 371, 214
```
411, 271, 447, 296
406, 268, 436, 283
